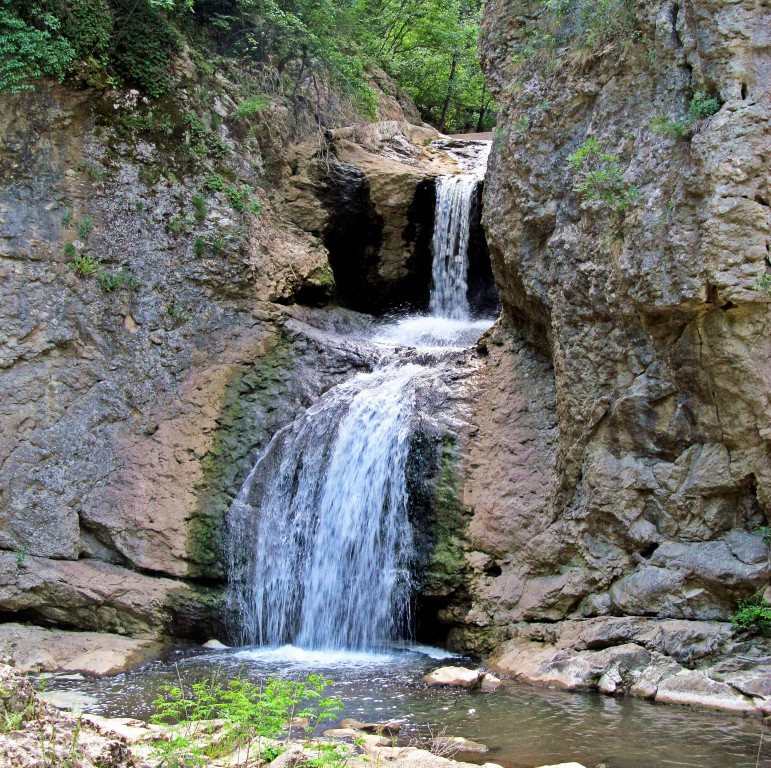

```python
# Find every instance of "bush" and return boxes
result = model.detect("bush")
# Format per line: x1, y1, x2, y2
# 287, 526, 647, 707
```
150, 673, 342, 767
731, 597, 771, 636
567, 137, 640, 212
650, 91, 722, 141
0, 2, 76, 93
232, 94, 270, 120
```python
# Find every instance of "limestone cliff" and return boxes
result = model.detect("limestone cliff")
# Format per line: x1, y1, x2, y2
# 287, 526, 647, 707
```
446, 0, 771, 709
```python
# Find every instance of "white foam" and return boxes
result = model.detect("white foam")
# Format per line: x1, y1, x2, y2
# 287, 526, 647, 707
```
233, 645, 397, 667
373, 316, 494, 349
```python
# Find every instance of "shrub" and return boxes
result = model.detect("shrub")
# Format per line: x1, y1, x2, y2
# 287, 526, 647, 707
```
194, 236, 205, 257
0, 2, 76, 93
97, 267, 138, 292
150, 673, 342, 767
567, 137, 640, 212
731, 597, 771, 636
78, 215, 94, 239
650, 91, 722, 141
62, 209, 73, 227
225, 183, 262, 215
232, 94, 270, 120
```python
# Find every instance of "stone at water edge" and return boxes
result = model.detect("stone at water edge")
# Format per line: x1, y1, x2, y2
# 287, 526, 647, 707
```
433, 735, 489, 754
202, 638, 230, 649
535, 764, 588, 768
339, 717, 401, 735
480, 672, 501, 692
422, 666, 483, 687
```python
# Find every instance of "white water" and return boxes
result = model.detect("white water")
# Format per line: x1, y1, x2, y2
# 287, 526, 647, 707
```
227, 141, 493, 650
429, 174, 479, 320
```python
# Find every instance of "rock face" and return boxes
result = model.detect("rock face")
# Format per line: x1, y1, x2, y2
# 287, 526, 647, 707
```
435, 0, 771, 710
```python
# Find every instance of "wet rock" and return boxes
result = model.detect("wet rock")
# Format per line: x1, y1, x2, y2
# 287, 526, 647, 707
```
655, 670, 760, 713
433, 736, 489, 754
422, 666, 483, 687
339, 718, 401, 736
0, 623, 162, 675
480, 673, 502, 692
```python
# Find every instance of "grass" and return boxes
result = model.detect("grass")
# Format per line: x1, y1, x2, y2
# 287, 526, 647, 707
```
568, 137, 640, 212
232, 94, 270, 120
96, 268, 139, 292
77, 215, 94, 240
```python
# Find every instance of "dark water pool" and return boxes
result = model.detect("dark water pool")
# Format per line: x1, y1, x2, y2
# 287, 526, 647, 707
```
43, 644, 770, 768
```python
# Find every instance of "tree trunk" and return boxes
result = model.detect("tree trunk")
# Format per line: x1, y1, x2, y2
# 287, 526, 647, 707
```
438, 53, 458, 134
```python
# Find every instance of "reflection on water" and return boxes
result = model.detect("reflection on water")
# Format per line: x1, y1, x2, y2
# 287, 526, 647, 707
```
43, 644, 770, 768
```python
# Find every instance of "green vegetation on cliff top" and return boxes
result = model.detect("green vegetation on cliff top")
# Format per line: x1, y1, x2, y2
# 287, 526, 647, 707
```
0, 0, 494, 133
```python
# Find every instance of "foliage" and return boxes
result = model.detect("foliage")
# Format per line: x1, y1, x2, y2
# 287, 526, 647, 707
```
184, 110, 229, 161
14, 546, 26, 569
650, 91, 722, 141
97, 267, 138, 292
203, 174, 225, 192
754, 273, 771, 293
225, 183, 262, 215
151, 672, 342, 766
754, 526, 771, 546
72, 252, 100, 276
194, 236, 206, 257
232, 94, 270, 120
731, 597, 771, 636
192, 194, 207, 222
61, 209, 73, 227
77, 215, 94, 239
567, 137, 640, 212
0, 1, 76, 93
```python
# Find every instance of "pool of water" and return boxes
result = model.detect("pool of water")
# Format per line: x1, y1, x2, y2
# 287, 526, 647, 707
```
43, 643, 770, 768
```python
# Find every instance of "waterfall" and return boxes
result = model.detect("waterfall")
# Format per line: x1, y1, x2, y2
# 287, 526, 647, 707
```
429, 174, 478, 320
226, 139, 492, 651
228, 365, 423, 649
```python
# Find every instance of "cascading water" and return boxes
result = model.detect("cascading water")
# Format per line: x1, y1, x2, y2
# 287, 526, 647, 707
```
227, 139, 493, 651
228, 365, 422, 649
429, 174, 478, 320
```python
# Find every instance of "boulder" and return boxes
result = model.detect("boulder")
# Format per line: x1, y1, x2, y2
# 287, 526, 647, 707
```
655, 671, 761, 713
422, 667, 483, 687
0, 623, 162, 675
480, 673, 502, 692
433, 736, 489, 754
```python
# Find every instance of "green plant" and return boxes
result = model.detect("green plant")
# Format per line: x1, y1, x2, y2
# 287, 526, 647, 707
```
14, 546, 26, 568
731, 597, 771, 636
192, 194, 207, 222
753, 272, 771, 294
226, 184, 262, 215
203, 174, 224, 192
232, 94, 270, 120
567, 137, 640, 212
650, 91, 722, 141
77, 215, 94, 240
512, 115, 530, 134
194, 236, 205, 258
754, 526, 771, 546
151, 671, 342, 767
63, 242, 77, 260
61, 209, 73, 227
81, 161, 107, 180
72, 252, 100, 276
167, 213, 192, 236
97, 267, 138, 292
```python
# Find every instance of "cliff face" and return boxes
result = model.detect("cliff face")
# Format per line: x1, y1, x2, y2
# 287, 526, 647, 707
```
0, 72, 461, 649
449, 0, 771, 706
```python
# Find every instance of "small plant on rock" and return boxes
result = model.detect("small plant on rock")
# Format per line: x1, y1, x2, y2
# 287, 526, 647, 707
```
72, 252, 100, 277
192, 194, 207, 222
731, 596, 771, 636
650, 91, 722, 141
232, 94, 270, 120
77, 215, 94, 240
753, 273, 771, 294
567, 137, 640, 212
97, 268, 138, 292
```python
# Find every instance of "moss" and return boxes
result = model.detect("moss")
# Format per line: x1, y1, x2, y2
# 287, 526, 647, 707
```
423, 438, 469, 595
188, 331, 298, 579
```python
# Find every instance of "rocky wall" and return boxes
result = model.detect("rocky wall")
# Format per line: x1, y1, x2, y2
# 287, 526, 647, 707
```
443, 0, 771, 703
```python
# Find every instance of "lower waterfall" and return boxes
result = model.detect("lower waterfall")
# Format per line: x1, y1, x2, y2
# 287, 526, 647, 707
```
227, 140, 493, 650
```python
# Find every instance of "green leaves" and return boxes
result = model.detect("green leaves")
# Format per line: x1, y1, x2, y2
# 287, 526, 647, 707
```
151, 671, 343, 766
568, 137, 640, 212
0, 2, 76, 93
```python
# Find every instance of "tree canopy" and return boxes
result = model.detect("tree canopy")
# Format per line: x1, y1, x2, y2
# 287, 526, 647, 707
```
0, 0, 495, 133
